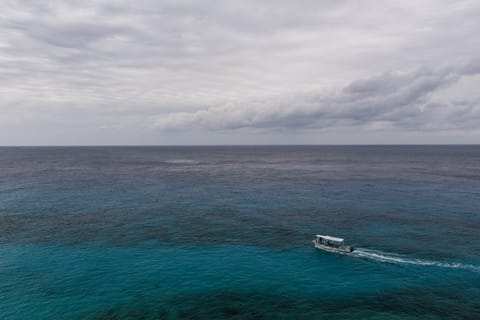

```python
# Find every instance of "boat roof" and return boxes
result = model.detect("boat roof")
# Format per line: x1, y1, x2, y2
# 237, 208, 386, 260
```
316, 235, 344, 242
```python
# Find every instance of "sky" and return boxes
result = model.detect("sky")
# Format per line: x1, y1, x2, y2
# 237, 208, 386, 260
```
1, 0, 480, 145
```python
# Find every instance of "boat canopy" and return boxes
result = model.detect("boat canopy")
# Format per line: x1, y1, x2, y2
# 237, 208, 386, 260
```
316, 235, 344, 242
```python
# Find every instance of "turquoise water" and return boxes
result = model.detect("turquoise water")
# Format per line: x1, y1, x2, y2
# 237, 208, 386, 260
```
0, 146, 479, 319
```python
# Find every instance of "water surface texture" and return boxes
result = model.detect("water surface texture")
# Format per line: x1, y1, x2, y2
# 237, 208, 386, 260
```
1, 146, 479, 319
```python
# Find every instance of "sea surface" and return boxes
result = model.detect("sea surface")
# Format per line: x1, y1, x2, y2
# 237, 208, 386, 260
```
0, 146, 479, 319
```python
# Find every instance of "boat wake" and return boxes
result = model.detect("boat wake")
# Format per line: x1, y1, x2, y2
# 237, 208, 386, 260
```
350, 248, 480, 272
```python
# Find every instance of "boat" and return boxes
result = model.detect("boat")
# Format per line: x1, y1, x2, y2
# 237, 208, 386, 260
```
313, 234, 354, 253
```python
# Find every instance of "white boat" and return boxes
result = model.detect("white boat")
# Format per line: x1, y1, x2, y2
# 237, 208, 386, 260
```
313, 234, 354, 253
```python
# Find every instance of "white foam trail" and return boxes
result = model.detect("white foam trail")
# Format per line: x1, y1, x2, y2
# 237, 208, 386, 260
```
351, 248, 480, 272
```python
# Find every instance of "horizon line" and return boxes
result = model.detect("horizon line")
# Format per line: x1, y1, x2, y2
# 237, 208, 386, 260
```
1, 144, 480, 147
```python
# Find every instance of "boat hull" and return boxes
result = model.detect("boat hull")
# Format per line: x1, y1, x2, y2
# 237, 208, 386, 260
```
312, 240, 354, 253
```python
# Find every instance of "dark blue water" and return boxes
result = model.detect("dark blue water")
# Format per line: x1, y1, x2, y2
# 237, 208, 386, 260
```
1, 146, 479, 319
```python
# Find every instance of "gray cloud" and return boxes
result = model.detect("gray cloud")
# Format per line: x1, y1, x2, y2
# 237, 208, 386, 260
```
1, 0, 480, 144
154, 64, 479, 131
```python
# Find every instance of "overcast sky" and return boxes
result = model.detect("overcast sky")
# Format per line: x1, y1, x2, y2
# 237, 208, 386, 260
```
1, 0, 480, 145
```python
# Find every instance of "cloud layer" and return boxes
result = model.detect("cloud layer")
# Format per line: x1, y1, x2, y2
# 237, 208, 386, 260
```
154, 63, 480, 131
1, 0, 480, 144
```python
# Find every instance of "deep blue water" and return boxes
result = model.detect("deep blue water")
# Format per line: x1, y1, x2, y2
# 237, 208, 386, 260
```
0, 146, 479, 319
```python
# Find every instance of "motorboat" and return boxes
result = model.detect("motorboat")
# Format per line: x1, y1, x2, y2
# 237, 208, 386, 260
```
313, 234, 354, 253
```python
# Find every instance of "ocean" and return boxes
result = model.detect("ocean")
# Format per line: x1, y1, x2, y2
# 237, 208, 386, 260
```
0, 146, 479, 319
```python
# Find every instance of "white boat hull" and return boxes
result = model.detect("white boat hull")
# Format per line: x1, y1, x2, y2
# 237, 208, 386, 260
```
312, 240, 354, 253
